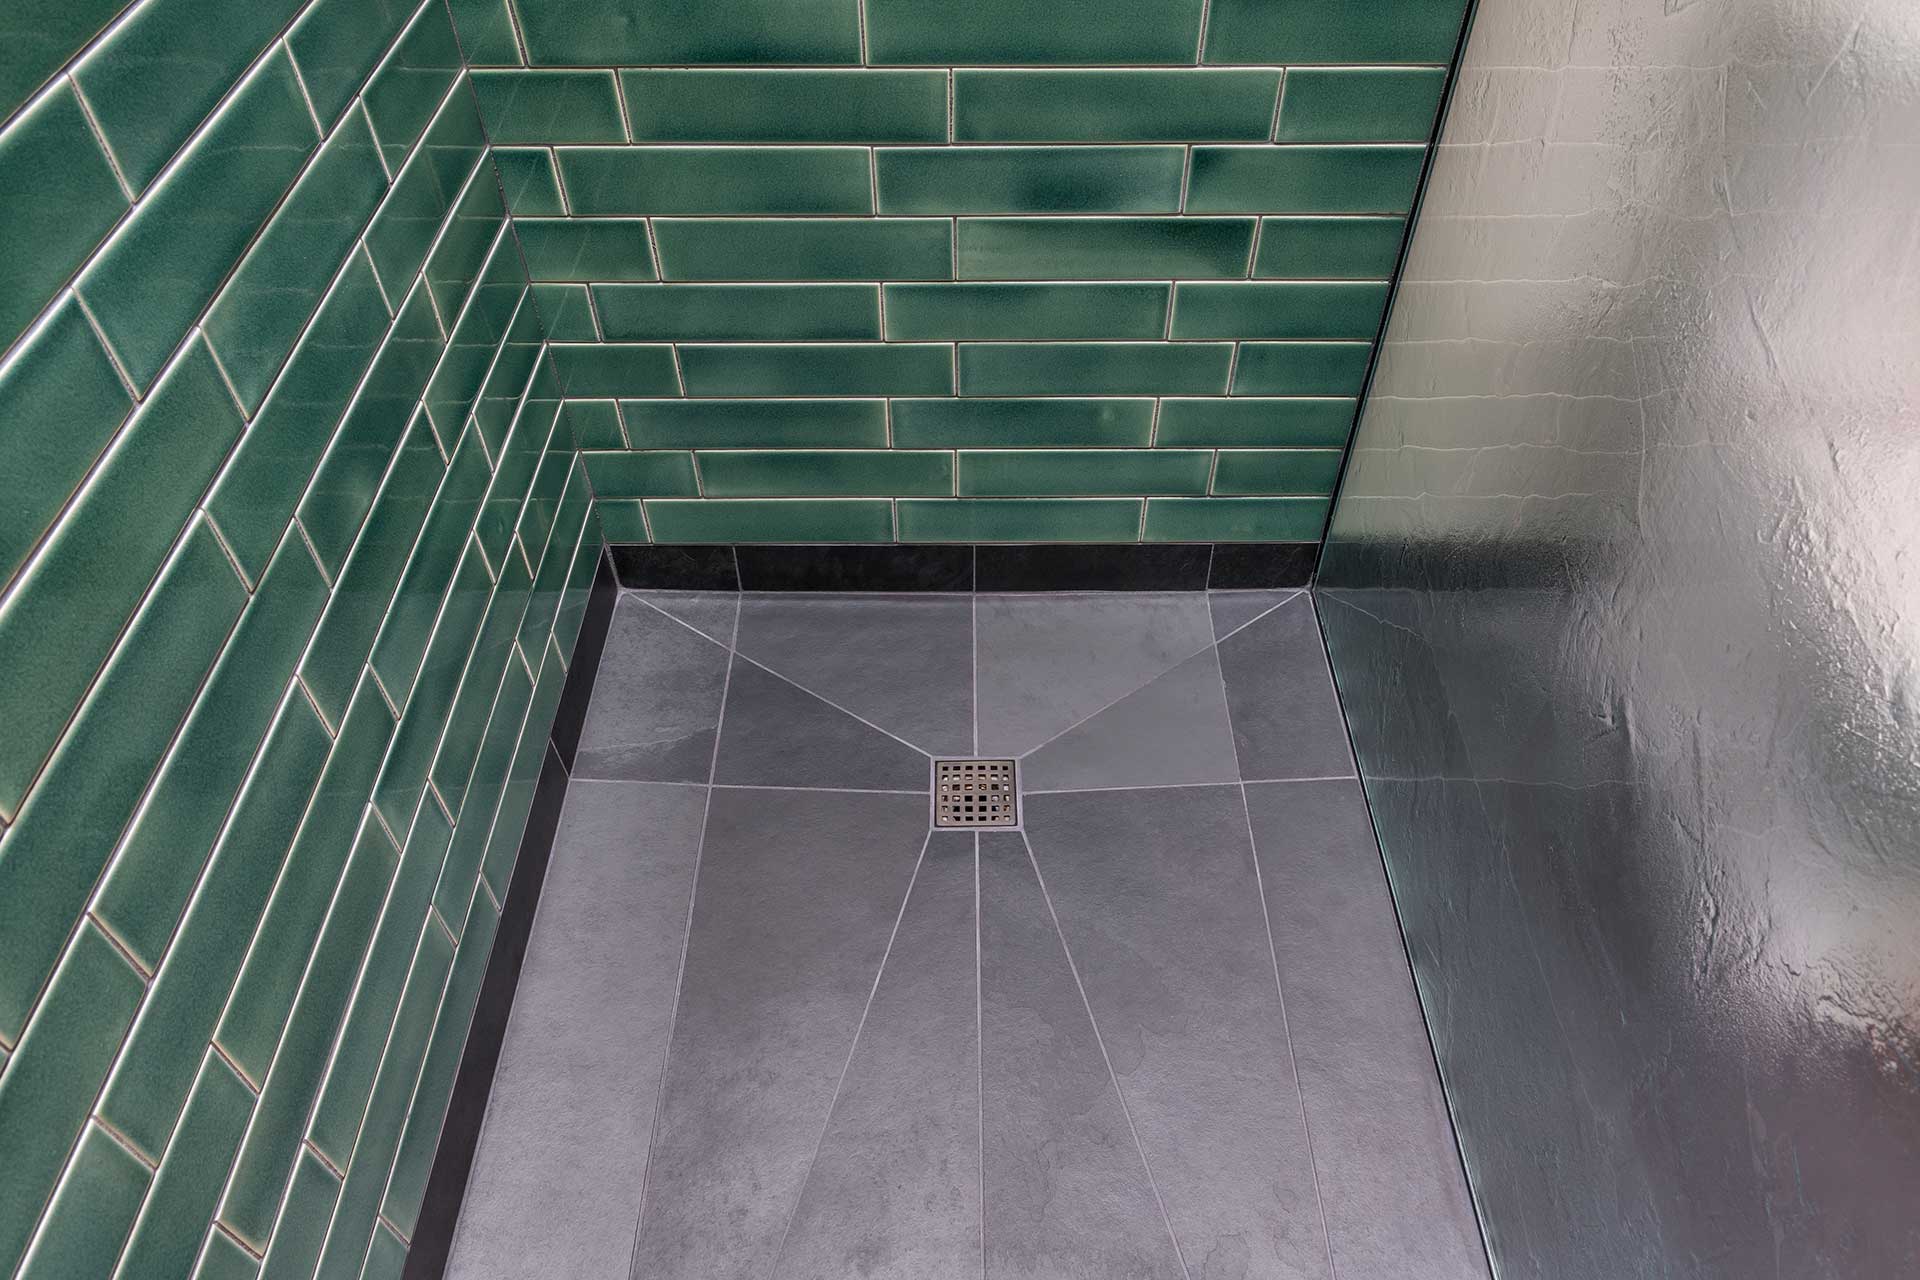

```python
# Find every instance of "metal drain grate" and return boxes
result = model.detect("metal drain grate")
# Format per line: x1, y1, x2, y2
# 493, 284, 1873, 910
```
934, 759, 1018, 828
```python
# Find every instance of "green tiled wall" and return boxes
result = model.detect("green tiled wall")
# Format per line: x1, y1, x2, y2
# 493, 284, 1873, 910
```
447, 0, 1470, 545
0, 1, 601, 1274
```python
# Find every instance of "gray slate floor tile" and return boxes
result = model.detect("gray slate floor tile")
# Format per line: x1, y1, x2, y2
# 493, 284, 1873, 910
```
638, 590, 740, 648
1208, 588, 1299, 642
1218, 595, 1357, 781
573, 597, 730, 782
1021, 646, 1239, 794
713, 658, 930, 791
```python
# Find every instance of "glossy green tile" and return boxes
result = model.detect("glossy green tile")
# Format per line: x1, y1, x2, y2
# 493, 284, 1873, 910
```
430, 671, 526, 936
1204, 0, 1468, 64
364, 89, 487, 303
959, 341, 1231, 396
681, 343, 952, 397
1186, 144, 1426, 214
1254, 216, 1404, 279
96, 689, 330, 1159
0, 297, 133, 587
15, 1123, 150, 1280
422, 264, 518, 445
645, 499, 893, 543
548, 343, 680, 397
1155, 397, 1355, 446
0, 923, 145, 1276
115, 1054, 256, 1279
528, 285, 591, 342
476, 395, 559, 567
94, 528, 330, 970
891, 397, 1153, 447
443, 0, 521, 64
581, 451, 699, 498
1211, 447, 1344, 494
558, 146, 872, 216
520, 462, 592, 652
594, 284, 879, 341
0, 336, 244, 825
698, 449, 952, 498
1231, 341, 1372, 395
0, 0, 129, 121
955, 70, 1279, 142
195, 1229, 260, 1280
431, 554, 533, 816
0, 84, 127, 352
471, 297, 547, 466
493, 148, 566, 215
517, 0, 859, 64
1278, 68, 1448, 143
78, 49, 319, 391
357, 0, 464, 166
563, 399, 624, 447
959, 448, 1210, 496
423, 169, 508, 329
205, 107, 389, 414
877, 146, 1184, 215
0, 520, 242, 1042
368, 430, 490, 708
622, 398, 886, 448
885, 283, 1167, 340
294, 0, 431, 135
956, 217, 1253, 280
253, 1149, 338, 1276
896, 497, 1142, 542
1145, 495, 1328, 540
473, 69, 624, 143
595, 500, 650, 542
480, 644, 564, 896
622, 69, 946, 142
218, 810, 396, 1248
654, 218, 951, 282
364, 1220, 409, 1280
73, 0, 305, 192
205, 250, 393, 580
518, 440, 572, 568
1171, 281, 1389, 339
516, 218, 657, 281
867, 0, 1203, 63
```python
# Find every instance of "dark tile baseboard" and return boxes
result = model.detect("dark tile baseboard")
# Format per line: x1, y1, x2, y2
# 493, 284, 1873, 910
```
608, 542, 1317, 593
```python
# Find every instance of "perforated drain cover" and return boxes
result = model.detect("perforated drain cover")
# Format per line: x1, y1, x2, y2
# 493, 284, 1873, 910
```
934, 759, 1018, 828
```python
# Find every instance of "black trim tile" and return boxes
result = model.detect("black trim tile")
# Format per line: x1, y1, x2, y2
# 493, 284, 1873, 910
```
608, 543, 740, 591
549, 546, 619, 772
734, 544, 974, 592
1208, 543, 1317, 590
975, 543, 1211, 592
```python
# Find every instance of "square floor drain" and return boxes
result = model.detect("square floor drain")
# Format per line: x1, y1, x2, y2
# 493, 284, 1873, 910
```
934, 759, 1018, 828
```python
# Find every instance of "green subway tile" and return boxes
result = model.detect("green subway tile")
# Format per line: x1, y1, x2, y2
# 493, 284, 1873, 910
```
0, 923, 146, 1275
424, 171, 509, 330
364, 1221, 408, 1280
0, 336, 244, 825
520, 433, 574, 569
654, 217, 950, 282
867, 0, 1203, 63
97, 690, 331, 1158
582, 451, 700, 498
681, 343, 952, 397
959, 341, 1231, 396
622, 69, 946, 142
534, 285, 597, 341
94, 528, 329, 970
476, 395, 558, 568
0, 0, 129, 121
218, 812, 396, 1249
254, 1149, 339, 1277
1186, 145, 1426, 214
1212, 447, 1344, 494
622, 399, 886, 448
1156, 397, 1355, 446
954, 70, 1279, 142
517, 0, 859, 64
1204, 0, 1468, 64
1232, 341, 1372, 395
885, 283, 1167, 340
564, 399, 624, 448
596, 500, 650, 542
521, 463, 591, 651
431, 667, 527, 935
364, 89, 487, 302
1144, 495, 1329, 541
423, 266, 520, 442
897, 498, 1141, 542
195, 1229, 260, 1280
0, 297, 133, 587
891, 398, 1153, 447
115, 1054, 256, 1279
515, 219, 657, 281
431, 554, 533, 816
1278, 68, 1448, 143
73, 0, 305, 192
1254, 217, 1405, 279
0, 520, 242, 1042
698, 449, 952, 498
1171, 281, 1390, 340
0, 83, 127, 352
959, 448, 1211, 496
554, 503, 606, 654
78, 50, 319, 391
645, 499, 892, 544
494, 148, 566, 215
444, 0, 521, 64
358, 8, 461, 166
298, 0, 440, 138
480, 647, 564, 897
956, 217, 1253, 280
558, 146, 872, 216
594, 284, 879, 341
206, 250, 393, 581
472, 300, 547, 465
205, 107, 390, 415
473, 69, 625, 142
877, 146, 1184, 215
548, 343, 680, 397
16, 1123, 150, 1280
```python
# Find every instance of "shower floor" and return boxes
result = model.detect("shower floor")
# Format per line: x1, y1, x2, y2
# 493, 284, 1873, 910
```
445, 588, 1486, 1280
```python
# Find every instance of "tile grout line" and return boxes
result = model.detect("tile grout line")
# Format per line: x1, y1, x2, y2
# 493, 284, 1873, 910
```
731, 650, 937, 759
